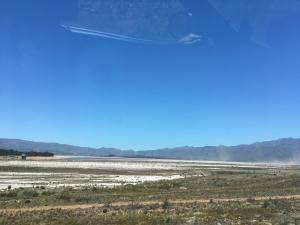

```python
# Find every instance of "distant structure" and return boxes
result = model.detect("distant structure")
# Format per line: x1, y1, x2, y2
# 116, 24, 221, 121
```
21, 153, 26, 160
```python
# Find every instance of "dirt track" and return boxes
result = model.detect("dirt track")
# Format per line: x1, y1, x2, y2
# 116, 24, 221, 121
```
1, 195, 300, 213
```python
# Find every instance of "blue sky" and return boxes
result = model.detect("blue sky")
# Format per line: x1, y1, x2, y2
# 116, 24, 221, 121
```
1, 2, 300, 150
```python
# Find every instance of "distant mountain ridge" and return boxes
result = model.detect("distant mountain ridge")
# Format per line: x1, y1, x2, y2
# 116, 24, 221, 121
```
138, 138, 300, 163
0, 139, 136, 157
0, 138, 299, 163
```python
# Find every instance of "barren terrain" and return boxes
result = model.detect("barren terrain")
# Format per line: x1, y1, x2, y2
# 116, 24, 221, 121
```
1, 157, 300, 224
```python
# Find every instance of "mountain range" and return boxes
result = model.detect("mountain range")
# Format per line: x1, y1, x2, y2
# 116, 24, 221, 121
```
0, 138, 299, 163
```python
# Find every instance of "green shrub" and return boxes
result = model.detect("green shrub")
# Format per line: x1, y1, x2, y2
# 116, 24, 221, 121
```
92, 186, 98, 191
246, 197, 256, 203
6, 191, 18, 197
162, 199, 170, 210
0, 191, 18, 198
42, 190, 55, 196
74, 197, 89, 203
59, 190, 71, 201
262, 200, 269, 208
21, 189, 39, 198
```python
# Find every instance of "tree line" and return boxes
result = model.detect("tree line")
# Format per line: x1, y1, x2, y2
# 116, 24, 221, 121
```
0, 149, 54, 156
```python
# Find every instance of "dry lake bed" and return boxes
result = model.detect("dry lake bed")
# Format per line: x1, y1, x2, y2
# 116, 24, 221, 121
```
1, 156, 300, 224
0, 156, 284, 190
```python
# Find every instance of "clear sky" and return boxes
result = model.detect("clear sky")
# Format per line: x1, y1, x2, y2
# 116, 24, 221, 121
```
1, 1, 300, 151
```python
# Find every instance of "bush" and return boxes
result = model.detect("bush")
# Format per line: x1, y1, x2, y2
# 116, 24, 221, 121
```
42, 190, 55, 196
21, 189, 39, 198
262, 200, 269, 208
59, 190, 71, 201
276, 215, 289, 225
0, 191, 17, 198
246, 197, 256, 203
6, 191, 18, 197
74, 197, 89, 203
92, 186, 98, 191
162, 199, 170, 210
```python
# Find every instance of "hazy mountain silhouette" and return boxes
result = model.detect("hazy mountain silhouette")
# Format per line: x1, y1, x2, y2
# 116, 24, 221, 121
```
139, 138, 300, 163
0, 138, 299, 163
0, 139, 135, 157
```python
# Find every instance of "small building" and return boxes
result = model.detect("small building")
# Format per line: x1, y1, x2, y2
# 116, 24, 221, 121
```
21, 153, 26, 160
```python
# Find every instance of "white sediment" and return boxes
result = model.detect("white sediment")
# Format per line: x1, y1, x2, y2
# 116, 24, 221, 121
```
0, 158, 284, 190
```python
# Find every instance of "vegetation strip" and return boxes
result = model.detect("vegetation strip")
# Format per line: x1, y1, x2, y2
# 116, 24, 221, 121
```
1, 195, 300, 213
0, 149, 54, 157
